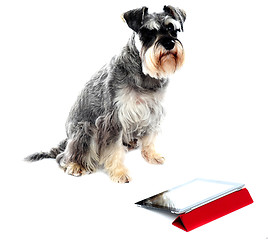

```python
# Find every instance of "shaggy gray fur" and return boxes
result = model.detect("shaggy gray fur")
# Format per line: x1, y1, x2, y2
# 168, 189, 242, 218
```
25, 5, 186, 178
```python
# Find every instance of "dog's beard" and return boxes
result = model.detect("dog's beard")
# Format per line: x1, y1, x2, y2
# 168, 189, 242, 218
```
141, 41, 184, 79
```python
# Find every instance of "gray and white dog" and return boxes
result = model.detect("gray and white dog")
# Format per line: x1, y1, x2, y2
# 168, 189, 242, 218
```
25, 5, 186, 183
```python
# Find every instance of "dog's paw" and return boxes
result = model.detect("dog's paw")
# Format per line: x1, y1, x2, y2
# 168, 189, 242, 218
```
141, 150, 165, 165
65, 162, 86, 177
110, 169, 131, 183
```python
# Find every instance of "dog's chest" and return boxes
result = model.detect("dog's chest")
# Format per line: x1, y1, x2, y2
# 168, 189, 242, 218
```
115, 89, 164, 139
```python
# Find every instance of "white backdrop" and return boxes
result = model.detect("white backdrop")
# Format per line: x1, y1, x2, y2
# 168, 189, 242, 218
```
1, 0, 267, 239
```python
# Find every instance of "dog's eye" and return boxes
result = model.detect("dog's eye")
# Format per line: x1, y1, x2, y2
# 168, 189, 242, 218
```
166, 23, 178, 37
166, 23, 175, 32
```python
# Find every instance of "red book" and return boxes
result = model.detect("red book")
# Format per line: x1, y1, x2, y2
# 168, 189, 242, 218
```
136, 179, 253, 231
172, 188, 253, 231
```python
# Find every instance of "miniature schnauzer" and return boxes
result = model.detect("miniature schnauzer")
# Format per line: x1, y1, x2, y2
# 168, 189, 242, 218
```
25, 5, 186, 183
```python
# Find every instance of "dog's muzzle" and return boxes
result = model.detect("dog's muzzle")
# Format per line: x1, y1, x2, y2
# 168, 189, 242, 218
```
159, 37, 176, 51
142, 36, 184, 79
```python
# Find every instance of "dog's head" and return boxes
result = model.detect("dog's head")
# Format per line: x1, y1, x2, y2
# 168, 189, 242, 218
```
123, 6, 186, 79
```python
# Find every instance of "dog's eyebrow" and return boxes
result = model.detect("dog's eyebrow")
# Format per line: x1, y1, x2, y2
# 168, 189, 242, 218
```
164, 17, 180, 31
143, 19, 161, 30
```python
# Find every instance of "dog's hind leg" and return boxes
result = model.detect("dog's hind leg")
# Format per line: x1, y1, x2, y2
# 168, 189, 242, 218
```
57, 122, 98, 177
56, 140, 88, 177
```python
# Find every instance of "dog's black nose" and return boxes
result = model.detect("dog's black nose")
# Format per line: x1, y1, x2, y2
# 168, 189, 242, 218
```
161, 38, 175, 50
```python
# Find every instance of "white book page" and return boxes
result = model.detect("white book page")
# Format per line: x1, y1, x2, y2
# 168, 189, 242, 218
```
142, 179, 244, 213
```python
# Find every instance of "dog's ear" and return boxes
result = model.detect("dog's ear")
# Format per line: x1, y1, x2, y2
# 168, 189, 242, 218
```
163, 5, 186, 22
163, 5, 186, 30
123, 7, 148, 33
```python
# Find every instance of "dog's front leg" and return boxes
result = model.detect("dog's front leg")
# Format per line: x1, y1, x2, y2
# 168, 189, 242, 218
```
102, 137, 131, 183
141, 133, 165, 164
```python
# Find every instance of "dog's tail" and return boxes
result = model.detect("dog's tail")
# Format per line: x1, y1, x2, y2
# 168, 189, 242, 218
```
25, 139, 67, 162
